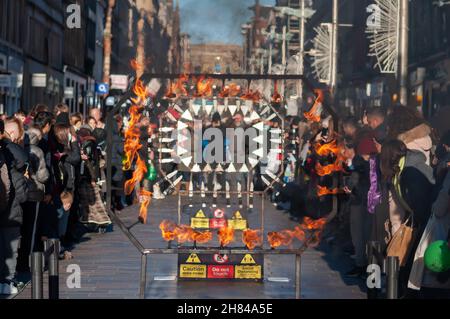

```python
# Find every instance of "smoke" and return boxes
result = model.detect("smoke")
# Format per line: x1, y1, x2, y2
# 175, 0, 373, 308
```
180, 0, 275, 44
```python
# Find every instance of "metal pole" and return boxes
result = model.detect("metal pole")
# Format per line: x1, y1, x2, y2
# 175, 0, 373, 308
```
48, 239, 60, 300
139, 254, 148, 299
31, 252, 43, 299
399, 0, 409, 105
268, 25, 275, 74
330, 0, 339, 97
106, 110, 114, 212
386, 256, 399, 299
297, 0, 306, 113
366, 241, 381, 299
281, 25, 287, 97
295, 254, 302, 299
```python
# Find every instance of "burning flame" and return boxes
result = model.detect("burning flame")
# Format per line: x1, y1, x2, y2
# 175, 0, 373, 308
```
159, 220, 212, 244
194, 76, 214, 97
242, 229, 263, 250
218, 83, 241, 98
267, 230, 295, 249
304, 89, 324, 123
315, 140, 340, 157
240, 89, 261, 102
271, 81, 283, 104
267, 217, 327, 248
218, 226, 235, 247
191, 230, 213, 244
159, 220, 178, 241
315, 161, 343, 176
317, 185, 341, 197
165, 74, 189, 98
138, 190, 152, 224
123, 64, 153, 223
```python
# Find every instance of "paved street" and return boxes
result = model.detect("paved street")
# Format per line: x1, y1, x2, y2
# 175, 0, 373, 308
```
15, 194, 366, 299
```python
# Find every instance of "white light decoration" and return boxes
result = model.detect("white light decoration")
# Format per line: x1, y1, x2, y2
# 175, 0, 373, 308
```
366, 0, 400, 74
310, 23, 332, 84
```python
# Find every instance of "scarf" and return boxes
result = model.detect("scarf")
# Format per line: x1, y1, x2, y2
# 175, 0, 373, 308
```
367, 155, 382, 214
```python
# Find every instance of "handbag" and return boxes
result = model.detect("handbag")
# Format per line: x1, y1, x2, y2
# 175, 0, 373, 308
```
386, 215, 415, 266
386, 156, 416, 266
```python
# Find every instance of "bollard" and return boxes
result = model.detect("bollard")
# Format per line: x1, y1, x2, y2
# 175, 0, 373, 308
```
295, 254, 302, 299
386, 256, 399, 299
47, 239, 60, 300
31, 252, 44, 299
366, 241, 382, 299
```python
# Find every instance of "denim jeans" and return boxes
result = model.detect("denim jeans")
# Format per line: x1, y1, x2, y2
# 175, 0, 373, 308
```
0, 227, 21, 283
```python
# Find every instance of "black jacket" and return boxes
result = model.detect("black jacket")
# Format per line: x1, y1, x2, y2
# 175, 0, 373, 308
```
347, 155, 371, 207
400, 150, 435, 228
0, 139, 29, 227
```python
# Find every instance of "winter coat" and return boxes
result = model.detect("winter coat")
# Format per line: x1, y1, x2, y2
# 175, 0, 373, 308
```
408, 169, 450, 290
0, 139, 29, 227
52, 139, 81, 194
109, 120, 124, 182
347, 155, 371, 207
400, 150, 435, 228
24, 130, 49, 200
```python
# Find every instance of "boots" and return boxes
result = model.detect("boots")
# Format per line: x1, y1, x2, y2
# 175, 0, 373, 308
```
153, 184, 165, 200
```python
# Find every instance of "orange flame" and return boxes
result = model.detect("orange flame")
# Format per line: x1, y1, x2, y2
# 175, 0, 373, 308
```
159, 220, 213, 244
218, 83, 241, 98
317, 185, 341, 197
315, 161, 343, 176
123, 66, 152, 223
271, 81, 283, 104
191, 230, 213, 244
301, 217, 327, 247
240, 89, 261, 102
165, 74, 189, 98
242, 229, 263, 250
138, 189, 152, 224
194, 76, 214, 97
304, 89, 324, 123
315, 140, 340, 157
268, 230, 295, 249
218, 226, 235, 247
267, 217, 327, 248
159, 220, 178, 241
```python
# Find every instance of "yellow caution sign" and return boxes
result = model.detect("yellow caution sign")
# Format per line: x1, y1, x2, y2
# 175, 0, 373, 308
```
228, 219, 247, 230
241, 254, 256, 264
195, 210, 207, 218
233, 211, 243, 219
191, 217, 210, 229
235, 265, 262, 279
186, 253, 201, 264
179, 264, 207, 278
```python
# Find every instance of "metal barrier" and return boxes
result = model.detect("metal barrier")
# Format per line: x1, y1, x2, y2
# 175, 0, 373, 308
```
366, 241, 400, 299
30, 239, 60, 299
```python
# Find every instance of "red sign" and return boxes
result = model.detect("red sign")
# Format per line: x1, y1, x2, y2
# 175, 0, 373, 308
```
207, 265, 234, 279
214, 209, 225, 218
213, 254, 229, 264
209, 218, 227, 229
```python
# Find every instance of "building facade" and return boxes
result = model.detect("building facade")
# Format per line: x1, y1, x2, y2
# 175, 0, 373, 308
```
190, 43, 243, 74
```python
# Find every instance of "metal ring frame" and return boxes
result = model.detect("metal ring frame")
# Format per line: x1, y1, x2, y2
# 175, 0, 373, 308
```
105, 73, 333, 299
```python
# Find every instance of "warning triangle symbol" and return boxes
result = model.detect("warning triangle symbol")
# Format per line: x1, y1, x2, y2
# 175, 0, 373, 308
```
233, 211, 243, 219
186, 253, 201, 264
241, 254, 256, 264
195, 210, 206, 218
